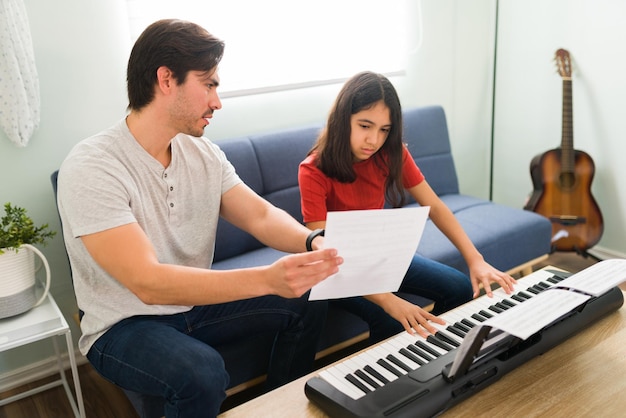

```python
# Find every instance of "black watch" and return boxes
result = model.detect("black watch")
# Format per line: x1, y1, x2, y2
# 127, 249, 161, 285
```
306, 229, 325, 251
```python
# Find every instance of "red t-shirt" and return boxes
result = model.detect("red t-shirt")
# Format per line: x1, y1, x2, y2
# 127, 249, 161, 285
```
298, 146, 425, 223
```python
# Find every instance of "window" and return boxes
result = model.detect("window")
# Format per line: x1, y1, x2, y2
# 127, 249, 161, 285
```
125, 0, 414, 97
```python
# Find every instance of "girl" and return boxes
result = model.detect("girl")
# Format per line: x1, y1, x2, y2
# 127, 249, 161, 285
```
298, 71, 516, 343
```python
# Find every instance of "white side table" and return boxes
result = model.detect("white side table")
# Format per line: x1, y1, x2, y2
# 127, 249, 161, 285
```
0, 293, 86, 417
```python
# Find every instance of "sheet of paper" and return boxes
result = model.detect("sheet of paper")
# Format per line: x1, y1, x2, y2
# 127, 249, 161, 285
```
484, 288, 591, 340
556, 258, 626, 296
309, 207, 429, 301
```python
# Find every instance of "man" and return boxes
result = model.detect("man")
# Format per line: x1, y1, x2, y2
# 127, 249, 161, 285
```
57, 19, 342, 417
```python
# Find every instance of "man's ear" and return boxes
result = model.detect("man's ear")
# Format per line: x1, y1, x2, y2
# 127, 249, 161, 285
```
156, 66, 174, 92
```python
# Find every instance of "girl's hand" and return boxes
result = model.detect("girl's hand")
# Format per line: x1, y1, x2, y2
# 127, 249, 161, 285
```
469, 260, 517, 298
370, 293, 445, 338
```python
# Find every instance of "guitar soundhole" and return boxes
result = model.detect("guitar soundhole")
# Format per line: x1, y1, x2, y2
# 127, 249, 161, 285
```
559, 171, 575, 189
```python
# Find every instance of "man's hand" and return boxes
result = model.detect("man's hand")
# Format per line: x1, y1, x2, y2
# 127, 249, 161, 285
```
266, 248, 342, 298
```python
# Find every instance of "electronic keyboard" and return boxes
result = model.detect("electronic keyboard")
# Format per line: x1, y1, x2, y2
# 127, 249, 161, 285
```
305, 269, 624, 418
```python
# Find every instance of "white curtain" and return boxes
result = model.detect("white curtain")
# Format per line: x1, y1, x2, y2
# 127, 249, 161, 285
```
0, 0, 40, 147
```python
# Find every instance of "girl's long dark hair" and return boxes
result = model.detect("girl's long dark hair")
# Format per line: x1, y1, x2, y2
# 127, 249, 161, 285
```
309, 71, 406, 207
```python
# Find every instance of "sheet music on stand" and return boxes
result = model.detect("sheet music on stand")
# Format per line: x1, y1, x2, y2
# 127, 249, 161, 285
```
445, 259, 626, 382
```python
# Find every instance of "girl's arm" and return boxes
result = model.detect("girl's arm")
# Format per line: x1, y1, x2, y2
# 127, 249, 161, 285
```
407, 181, 516, 298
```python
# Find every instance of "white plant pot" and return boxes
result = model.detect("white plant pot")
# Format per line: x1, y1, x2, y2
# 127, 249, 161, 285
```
0, 244, 51, 319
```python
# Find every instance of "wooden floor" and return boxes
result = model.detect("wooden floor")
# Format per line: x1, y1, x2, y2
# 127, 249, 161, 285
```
0, 252, 622, 418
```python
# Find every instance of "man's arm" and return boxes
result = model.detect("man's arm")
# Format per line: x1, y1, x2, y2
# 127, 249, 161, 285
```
221, 183, 324, 252
80, 184, 341, 306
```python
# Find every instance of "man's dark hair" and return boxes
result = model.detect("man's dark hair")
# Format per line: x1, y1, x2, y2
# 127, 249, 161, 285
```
127, 19, 225, 110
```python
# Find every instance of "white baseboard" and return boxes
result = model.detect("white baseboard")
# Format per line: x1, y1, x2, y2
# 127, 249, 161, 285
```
587, 245, 626, 261
0, 350, 88, 394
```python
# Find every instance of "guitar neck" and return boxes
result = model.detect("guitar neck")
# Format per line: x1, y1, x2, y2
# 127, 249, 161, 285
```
561, 78, 574, 172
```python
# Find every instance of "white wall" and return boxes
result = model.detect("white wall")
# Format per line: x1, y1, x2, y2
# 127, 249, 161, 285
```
0, 0, 495, 378
492, 0, 626, 258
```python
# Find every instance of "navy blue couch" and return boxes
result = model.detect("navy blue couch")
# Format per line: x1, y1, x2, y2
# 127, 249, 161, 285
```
208, 104, 551, 385
62, 105, 552, 417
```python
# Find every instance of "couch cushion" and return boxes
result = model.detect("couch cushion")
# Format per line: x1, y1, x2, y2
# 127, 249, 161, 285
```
250, 125, 321, 221
403, 106, 459, 196
413, 198, 552, 274
213, 136, 265, 262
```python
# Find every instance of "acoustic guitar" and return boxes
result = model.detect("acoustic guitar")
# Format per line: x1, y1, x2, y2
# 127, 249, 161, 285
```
524, 48, 603, 254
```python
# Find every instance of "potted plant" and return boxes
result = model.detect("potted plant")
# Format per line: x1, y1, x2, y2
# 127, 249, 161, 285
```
0, 202, 56, 318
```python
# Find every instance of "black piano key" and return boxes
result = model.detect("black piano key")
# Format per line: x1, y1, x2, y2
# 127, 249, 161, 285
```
547, 276, 560, 284
377, 358, 403, 377
435, 331, 460, 347
489, 304, 504, 314
426, 335, 454, 351
471, 313, 487, 322
454, 321, 471, 333
479, 309, 494, 318
518, 291, 533, 299
511, 294, 526, 303
447, 325, 466, 339
461, 318, 476, 328
399, 348, 425, 366
363, 365, 390, 384
386, 354, 413, 372
526, 286, 540, 295
501, 299, 516, 308
345, 373, 371, 394
407, 344, 435, 361
495, 302, 510, 311
415, 340, 441, 358
355, 369, 381, 389
536, 281, 551, 290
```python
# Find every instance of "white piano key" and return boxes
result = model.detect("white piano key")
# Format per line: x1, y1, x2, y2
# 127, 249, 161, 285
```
351, 353, 394, 384
386, 339, 422, 369
320, 369, 364, 400
369, 344, 407, 373
360, 350, 399, 382
343, 357, 378, 390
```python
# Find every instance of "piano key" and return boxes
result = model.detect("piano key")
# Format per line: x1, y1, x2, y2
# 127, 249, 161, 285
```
453, 321, 471, 333
342, 358, 377, 391
501, 299, 517, 308
479, 309, 494, 318
471, 313, 487, 322
461, 318, 477, 328
406, 343, 435, 362
320, 369, 364, 399
415, 339, 444, 357
387, 340, 422, 369
426, 334, 454, 351
511, 294, 526, 302
489, 304, 504, 314
345, 373, 371, 394
377, 358, 404, 377
399, 347, 426, 366
494, 302, 510, 311
386, 353, 413, 372
355, 369, 381, 389
434, 330, 461, 347
360, 350, 398, 383
447, 325, 467, 339
363, 365, 389, 385
396, 332, 448, 357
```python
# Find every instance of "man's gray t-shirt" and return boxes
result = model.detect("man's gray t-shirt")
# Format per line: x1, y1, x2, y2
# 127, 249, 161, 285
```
57, 119, 242, 355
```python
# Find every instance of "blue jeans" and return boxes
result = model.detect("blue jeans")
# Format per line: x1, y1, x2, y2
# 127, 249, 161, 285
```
86, 294, 327, 418
331, 254, 472, 343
